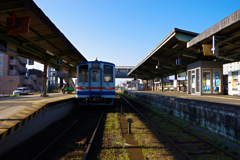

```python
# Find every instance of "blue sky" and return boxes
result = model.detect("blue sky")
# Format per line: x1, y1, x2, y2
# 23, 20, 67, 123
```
27, 0, 240, 84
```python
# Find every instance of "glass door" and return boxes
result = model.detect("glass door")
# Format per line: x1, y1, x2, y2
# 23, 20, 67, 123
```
191, 70, 195, 93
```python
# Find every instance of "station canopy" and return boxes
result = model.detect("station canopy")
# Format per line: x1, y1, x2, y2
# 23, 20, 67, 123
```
0, 0, 87, 71
187, 9, 240, 63
128, 28, 216, 80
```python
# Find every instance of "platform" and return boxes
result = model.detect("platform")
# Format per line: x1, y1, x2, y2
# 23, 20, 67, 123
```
0, 93, 76, 142
129, 91, 240, 106
125, 90, 240, 142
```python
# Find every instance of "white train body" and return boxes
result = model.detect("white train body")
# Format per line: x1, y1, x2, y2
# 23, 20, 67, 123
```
76, 60, 115, 105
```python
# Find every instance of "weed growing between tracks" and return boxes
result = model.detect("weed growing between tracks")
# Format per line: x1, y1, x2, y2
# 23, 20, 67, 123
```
88, 106, 129, 160
124, 106, 184, 159
121, 93, 240, 159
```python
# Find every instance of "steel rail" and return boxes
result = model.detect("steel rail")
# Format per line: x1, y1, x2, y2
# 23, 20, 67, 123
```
82, 111, 104, 160
120, 94, 193, 160
121, 94, 240, 160
32, 114, 85, 160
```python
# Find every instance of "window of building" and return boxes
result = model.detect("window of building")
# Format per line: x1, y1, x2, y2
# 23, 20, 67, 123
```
213, 68, 221, 94
0, 53, 3, 56
0, 71, 2, 76
0, 61, 3, 66
202, 68, 211, 93
10, 56, 14, 59
9, 65, 14, 70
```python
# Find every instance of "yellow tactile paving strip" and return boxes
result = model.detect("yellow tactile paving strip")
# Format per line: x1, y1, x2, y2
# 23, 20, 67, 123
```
0, 95, 75, 141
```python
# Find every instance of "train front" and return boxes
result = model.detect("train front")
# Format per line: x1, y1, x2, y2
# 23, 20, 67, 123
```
76, 61, 115, 105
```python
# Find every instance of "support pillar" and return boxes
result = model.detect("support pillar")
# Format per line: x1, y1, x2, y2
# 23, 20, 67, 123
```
152, 79, 155, 91
147, 80, 148, 91
41, 57, 51, 97
60, 78, 63, 88
174, 74, 178, 92
68, 68, 72, 88
136, 78, 138, 91
161, 77, 164, 92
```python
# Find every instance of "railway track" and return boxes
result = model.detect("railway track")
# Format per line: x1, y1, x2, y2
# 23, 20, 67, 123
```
120, 94, 240, 160
33, 111, 104, 160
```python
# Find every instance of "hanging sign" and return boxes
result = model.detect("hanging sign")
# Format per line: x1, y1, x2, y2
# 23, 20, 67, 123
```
0, 38, 17, 56
176, 59, 182, 65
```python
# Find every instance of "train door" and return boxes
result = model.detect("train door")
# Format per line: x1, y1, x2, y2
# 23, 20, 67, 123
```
90, 69, 102, 97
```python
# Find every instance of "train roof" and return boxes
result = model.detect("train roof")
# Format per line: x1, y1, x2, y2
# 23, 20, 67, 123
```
78, 61, 115, 66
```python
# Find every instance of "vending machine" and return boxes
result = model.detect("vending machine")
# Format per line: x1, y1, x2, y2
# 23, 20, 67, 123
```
228, 71, 240, 95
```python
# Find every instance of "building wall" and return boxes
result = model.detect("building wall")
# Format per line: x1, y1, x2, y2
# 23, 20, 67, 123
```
0, 53, 29, 94
0, 75, 20, 93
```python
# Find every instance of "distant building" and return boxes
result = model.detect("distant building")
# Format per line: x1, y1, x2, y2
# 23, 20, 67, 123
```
0, 53, 43, 94
0, 53, 27, 94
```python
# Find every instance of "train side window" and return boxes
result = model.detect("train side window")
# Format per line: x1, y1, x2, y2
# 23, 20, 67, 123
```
104, 65, 113, 82
78, 65, 88, 82
92, 70, 99, 82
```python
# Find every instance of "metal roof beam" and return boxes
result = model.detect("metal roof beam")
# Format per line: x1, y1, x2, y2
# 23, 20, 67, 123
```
23, 36, 58, 44
0, 7, 26, 13
151, 55, 189, 65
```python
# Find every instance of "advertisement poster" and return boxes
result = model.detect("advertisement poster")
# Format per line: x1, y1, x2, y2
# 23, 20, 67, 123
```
232, 71, 238, 79
203, 78, 206, 83
215, 72, 220, 85
206, 74, 210, 85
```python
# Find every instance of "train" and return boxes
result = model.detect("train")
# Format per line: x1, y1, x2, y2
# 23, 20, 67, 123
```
76, 59, 115, 105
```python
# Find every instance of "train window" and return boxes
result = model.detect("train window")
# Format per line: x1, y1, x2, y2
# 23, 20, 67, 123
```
78, 65, 88, 82
92, 70, 99, 82
104, 65, 113, 82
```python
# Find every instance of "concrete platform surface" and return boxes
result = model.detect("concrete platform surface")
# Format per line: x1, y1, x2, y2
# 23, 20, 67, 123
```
0, 93, 75, 119
0, 93, 76, 142
131, 91, 240, 106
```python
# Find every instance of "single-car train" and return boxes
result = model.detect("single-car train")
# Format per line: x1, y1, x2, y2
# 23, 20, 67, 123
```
76, 60, 115, 105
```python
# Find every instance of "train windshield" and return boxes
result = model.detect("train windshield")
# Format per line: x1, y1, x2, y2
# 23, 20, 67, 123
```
92, 70, 99, 82
104, 65, 113, 82
78, 65, 88, 82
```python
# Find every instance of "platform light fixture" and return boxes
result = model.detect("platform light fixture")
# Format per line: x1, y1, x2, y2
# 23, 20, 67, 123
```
46, 50, 54, 56
182, 54, 197, 59
70, 64, 74, 67
62, 60, 67, 63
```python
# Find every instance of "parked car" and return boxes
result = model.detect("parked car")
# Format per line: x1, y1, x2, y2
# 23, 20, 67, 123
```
13, 87, 30, 95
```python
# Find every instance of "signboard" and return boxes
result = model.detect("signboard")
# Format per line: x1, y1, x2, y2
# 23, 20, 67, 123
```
28, 59, 34, 65
0, 39, 7, 52
57, 59, 63, 66
176, 59, 182, 65
0, 38, 17, 56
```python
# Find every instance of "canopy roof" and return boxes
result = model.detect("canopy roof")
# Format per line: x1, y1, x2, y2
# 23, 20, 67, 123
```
187, 9, 240, 63
0, 0, 87, 70
128, 28, 216, 79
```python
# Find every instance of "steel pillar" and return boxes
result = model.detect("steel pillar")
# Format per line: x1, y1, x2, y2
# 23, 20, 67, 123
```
41, 57, 51, 97
147, 80, 148, 91
60, 78, 63, 88
68, 69, 72, 87
174, 74, 178, 92
161, 77, 164, 92
152, 79, 155, 91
